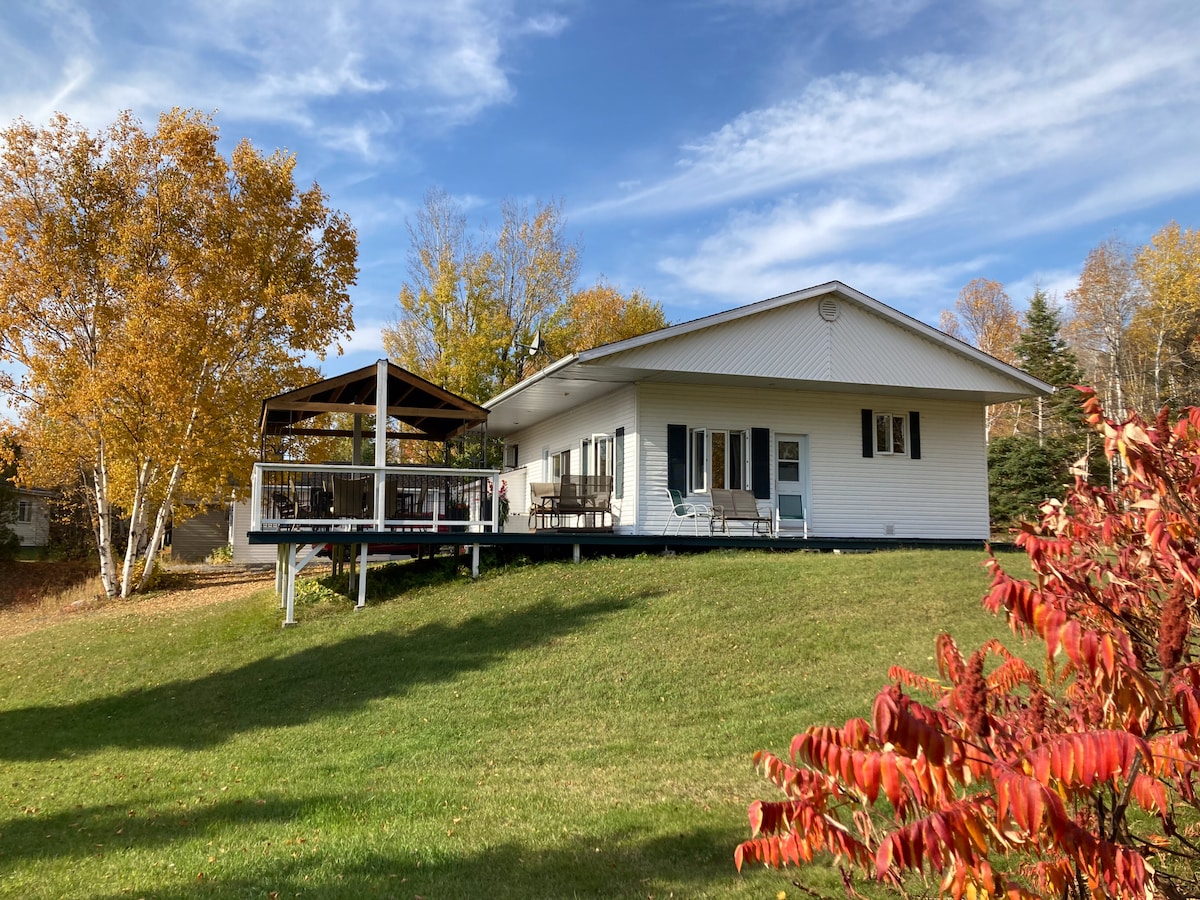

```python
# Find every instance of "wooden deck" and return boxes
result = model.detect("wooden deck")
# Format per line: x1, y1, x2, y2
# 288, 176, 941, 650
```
247, 527, 992, 554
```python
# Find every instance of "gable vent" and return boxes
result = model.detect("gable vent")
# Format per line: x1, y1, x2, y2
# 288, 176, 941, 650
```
818, 297, 840, 321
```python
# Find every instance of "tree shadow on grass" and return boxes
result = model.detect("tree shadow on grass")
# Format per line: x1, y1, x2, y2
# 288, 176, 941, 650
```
0, 792, 324, 867
76, 820, 774, 899
0, 595, 635, 761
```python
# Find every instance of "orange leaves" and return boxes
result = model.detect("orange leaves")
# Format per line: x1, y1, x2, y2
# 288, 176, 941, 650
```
737, 798, 873, 872
741, 395, 1200, 898
1025, 731, 1150, 792
873, 686, 956, 768
874, 797, 995, 881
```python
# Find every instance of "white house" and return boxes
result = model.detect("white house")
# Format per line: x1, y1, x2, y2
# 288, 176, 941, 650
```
484, 282, 1051, 540
9, 487, 53, 549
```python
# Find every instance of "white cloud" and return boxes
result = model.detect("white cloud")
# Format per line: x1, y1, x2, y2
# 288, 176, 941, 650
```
613, 0, 1200, 308
0, 0, 569, 159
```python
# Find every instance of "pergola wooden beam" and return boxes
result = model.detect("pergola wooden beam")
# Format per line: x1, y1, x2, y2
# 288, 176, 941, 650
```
267, 400, 479, 418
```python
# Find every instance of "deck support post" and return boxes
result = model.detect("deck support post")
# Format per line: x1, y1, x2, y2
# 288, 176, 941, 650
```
281, 541, 327, 627
356, 542, 368, 609
470, 544, 480, 578
573, 543, 581, 564
276, 543, 286, 606
283, 542, 297, 627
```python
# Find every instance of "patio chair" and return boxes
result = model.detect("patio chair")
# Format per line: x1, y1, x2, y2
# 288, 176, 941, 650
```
529, 482, 558, 529
559, 475, 614, 530
775, 493, 808, 538
331, 474, 373, 528
271, 492, 297, 529
710, 488, 772, 536
663, 488, 711, 536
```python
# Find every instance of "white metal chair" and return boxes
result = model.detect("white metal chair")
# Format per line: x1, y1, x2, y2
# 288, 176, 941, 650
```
775, 493, 808, 538
663, 488, 711, 536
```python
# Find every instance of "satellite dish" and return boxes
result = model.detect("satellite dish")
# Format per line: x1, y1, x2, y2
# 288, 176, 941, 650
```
528, 329, 544, 356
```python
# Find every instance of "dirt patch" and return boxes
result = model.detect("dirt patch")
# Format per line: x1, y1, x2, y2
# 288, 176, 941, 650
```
0, 562, 278, 640
1, 558, 99, 606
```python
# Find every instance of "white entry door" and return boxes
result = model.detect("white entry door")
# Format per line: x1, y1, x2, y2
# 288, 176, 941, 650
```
775, 434, 809, 527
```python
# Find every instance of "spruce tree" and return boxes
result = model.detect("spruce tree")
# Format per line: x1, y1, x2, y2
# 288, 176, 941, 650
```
1013, 288, 1085, 442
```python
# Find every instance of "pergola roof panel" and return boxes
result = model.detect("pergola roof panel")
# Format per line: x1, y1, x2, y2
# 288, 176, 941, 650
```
260, 361, 488, 442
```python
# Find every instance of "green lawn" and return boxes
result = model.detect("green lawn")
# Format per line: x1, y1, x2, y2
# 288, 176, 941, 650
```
0, 549, 1031, 899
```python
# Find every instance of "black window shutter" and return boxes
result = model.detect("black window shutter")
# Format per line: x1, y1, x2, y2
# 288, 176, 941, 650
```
614, 427, 625, 498
861, 409, 874, 458
909, 411, 921, 460
751, 427, 770, 499
667, 424, 687, 493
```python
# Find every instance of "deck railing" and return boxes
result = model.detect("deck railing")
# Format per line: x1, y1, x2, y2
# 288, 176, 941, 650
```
250, 463, 501, 533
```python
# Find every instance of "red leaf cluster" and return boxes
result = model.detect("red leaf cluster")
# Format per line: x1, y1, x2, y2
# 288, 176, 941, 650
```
738, 391, 1200, 898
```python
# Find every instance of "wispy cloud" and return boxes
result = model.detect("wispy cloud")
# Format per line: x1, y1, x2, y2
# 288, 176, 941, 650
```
598, 0, 1200, 308
0, 0, 570, 159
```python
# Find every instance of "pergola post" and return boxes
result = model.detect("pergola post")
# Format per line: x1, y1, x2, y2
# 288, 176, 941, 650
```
374, 359, 388, 530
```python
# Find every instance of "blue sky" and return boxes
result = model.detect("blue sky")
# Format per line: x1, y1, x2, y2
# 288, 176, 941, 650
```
2, 0, 1199, 375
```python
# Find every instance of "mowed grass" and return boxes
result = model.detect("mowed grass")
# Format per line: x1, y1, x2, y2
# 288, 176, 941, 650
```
0, 549, 1032, 899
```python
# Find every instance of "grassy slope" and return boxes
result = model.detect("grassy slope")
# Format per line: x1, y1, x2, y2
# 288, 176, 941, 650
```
0, 549, 1031, 899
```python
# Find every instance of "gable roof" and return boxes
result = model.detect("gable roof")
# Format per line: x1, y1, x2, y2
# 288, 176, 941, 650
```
260, 361, 488, 443
485, 281, 1052, 436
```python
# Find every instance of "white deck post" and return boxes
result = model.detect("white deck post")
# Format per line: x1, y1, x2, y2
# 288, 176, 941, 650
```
375, 359, 388, 530
276, 543, 285, 605
470, 544, 480, 578
356, 542, 368, 608
283, 542, 298, 627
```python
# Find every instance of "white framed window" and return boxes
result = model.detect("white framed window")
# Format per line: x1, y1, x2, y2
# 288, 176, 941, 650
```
689, 427, 748, 492
505, 443, 519, 469
874, 413, 907, 455
17, 499, 32, 523
551, 450, 570, 479
581, 434, 613, 477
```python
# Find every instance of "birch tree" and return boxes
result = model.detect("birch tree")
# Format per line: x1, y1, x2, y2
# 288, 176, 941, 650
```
1131, 221, 1200, 407
941, 278, 1020, 439
1065, 237, 1143, 416
0, 110, 357, 597
385, 188, 667, 404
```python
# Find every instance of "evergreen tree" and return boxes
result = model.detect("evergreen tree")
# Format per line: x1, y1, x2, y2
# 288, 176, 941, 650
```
1013, 288, 1085, 442
989, 290, 1099, 531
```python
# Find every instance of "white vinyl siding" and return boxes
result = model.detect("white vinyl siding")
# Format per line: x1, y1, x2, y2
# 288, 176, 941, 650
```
637, 382, 988, 539
500, 385, 637, 531
230, 501, 278, 565
10, 492, 51, 548
603, 298, 1023, 396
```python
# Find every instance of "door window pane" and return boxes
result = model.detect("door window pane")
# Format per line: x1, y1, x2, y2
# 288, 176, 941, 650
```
711, 432, 726, 489
730, 431, 745, 489
777, 440, 799, 482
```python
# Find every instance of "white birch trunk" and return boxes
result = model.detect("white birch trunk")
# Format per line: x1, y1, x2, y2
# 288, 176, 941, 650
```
137, 374, 214, 593
93, 440, 119, 598
138, 459, 187, 593
119, 459, 154, 598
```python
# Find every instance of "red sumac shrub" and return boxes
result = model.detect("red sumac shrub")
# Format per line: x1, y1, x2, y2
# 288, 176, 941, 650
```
738, 392, 1200, 899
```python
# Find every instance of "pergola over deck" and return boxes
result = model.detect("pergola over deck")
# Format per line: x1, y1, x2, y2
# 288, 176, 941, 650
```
250, 359, 498, 625
259, 359, 489, 453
